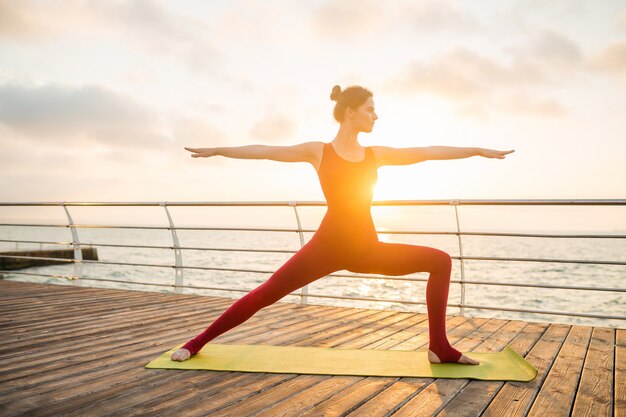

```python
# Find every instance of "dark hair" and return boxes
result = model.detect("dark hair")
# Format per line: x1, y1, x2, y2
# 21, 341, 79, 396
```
330, 84, 373, 123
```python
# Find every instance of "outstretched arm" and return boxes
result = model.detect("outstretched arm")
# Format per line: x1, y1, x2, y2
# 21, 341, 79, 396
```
184, 142, 318, 163
425, 146, 514, 160
372, 146, 515, 166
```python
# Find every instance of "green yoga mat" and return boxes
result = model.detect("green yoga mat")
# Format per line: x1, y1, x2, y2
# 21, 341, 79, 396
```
145, 343, 537, 382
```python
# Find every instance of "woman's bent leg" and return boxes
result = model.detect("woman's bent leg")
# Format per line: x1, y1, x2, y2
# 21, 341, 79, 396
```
346, 241, 462, 363
181, 239, 339, 355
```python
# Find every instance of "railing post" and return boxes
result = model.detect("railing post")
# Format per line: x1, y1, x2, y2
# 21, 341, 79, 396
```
289, 201, 308, 304
61, 203, 82, 284
451, 200, 466, 317
161, 202, 184, 294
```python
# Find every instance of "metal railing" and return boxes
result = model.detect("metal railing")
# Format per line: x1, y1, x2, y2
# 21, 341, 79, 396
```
0, 199, 624, 324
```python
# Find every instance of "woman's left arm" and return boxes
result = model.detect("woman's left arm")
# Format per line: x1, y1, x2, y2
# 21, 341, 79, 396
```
372, 146, 515, 166
428, 146, 515, 160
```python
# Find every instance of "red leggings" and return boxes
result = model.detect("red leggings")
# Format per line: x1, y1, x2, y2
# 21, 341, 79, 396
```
181, 236, 462, 362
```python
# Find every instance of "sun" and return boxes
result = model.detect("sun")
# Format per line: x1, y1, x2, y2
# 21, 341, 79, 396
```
369, 96, 459, 201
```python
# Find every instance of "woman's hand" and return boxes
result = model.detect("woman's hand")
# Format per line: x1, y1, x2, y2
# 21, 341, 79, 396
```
480, 148, 515, 159
184, 147, 219, 158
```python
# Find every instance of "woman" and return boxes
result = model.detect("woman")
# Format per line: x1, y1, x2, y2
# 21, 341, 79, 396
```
173, 85, 514, 364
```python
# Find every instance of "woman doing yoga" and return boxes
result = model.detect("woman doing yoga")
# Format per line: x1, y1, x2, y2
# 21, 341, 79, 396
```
173, 85, 514, 364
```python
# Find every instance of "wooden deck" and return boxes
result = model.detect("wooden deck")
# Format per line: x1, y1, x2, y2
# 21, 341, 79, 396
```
0, 279, 623, 417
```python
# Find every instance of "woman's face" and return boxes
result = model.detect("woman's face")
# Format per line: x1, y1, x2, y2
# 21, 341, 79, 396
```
348, 96, 378, 133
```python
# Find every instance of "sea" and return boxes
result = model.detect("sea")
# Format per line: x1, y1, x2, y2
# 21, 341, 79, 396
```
1, 221, 625, 329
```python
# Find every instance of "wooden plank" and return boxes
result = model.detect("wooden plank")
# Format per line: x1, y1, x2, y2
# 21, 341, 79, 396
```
0, 280, 153, 298
0, 302, 343, 414
239, 315, 464, 416
118, 310, 416, 417
5, 280, 352, 351
386, 319, 515, 416
571, 327, 614, 417
392, 316, 489, 351
0, 300, 354, 396
145, 312, 423, 416
0, 296, 300, 381
0, 281, 618, 417
0, 298, 293, 378
0, 284, 222, 329
11, 306, 371, 409
312, 310, 421, 347
0, 292, 382, 414
0, 295, 228, 337
616, 329, 626, 417
1, 291, 173, 320
266, 317, 491, 417
526, 325, 592, 416
0, 297, 239, 356
481, 323, 571, 416
436, 321, 549, 417
147, 317, 464, 415
15, 310, 386, 416
248, 318, 489, 417
338, 317, 489, 417
0, 279, 290, 312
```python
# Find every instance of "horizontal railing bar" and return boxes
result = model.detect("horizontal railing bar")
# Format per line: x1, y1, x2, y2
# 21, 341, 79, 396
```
0, 198, 625, 206
3, 236, 626, 267
450, 279, 625, 292
438, 231, 626, 239
2, 239, 626, 266
0, 239, 297, 254
456, 303, 626, 320
3, 250, 626, 270
0, 223, 307, 232
0, 239, 77, 247
0, 256, 176, 270
2, 260, 625, 293
1, 270, 78, 280
0, 225, 624, 240
4, 271, 624, 321
462, 256, 625, 265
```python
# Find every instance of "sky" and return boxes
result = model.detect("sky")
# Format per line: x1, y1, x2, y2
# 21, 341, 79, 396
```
0, 0, 625, 231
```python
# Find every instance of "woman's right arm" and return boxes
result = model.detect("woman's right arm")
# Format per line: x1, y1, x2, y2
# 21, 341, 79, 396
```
184, 142, 319, 164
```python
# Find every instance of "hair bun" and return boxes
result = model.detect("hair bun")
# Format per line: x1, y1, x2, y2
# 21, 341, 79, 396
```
330, 85, 342, 101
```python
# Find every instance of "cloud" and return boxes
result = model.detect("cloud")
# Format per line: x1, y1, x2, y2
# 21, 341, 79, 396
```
587, 40, 626, 75
0, 82, 165, 148
250, 111, 298, 142
0, 0, 222, 74
399, 0, 483, 33
311, 0, 390, 39
311, 0, 481, 39
509, 0, 589, 20
0, 0, 114, 41
391, 60, 485, 101
388, 47, 547, 97
507, 29, 583, 73
497, 93, 568, 118
386, 46, 568, 119
92, 0, 221, 68
173, 116, 231, 151
0, 0, 90, 40
0, 1, 34, 39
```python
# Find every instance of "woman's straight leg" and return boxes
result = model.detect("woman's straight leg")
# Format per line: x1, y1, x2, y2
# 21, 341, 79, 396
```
181, 238, 341, 355
345, 241, 462, 362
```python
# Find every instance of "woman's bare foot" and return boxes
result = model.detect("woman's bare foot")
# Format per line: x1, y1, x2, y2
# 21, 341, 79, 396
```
428, 349, 480, 365
171, 348, 191, 361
